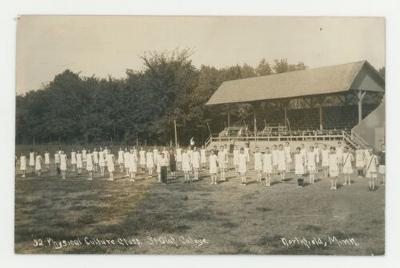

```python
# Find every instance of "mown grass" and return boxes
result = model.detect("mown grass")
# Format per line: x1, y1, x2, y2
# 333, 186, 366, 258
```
15, 152, 385, 255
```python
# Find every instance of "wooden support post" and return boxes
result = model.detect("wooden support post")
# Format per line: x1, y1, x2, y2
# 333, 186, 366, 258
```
174, 119, 178, 148
284, 106, 288, 128
253, 106, 257, 142
357, 90, 367, 123
227, 108, 230, 128
319, 105, 323, 130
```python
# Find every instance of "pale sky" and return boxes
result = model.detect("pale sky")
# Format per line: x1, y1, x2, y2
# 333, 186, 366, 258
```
16, 16, 385, 94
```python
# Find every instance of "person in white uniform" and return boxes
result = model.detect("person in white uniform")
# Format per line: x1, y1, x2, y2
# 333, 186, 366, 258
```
192, 147, 201, 181
139, 147, 146, 172
76, 150, 83, 175
328, 147, 339, 190
55, 150, 61, 175
82, 148, 87, 169
35, 152, 42, 176
321, 144, 329, 178
92, 148, 99, 172
263, 147, 273, 186
244, 144, 250, 163
218, 146, 227, 181
60, 151, 68, 179
300, 144, 307, 174
176, 146, 183, 171
342, 146, 354, 186
20, 153, 27, 178
314, 143, 321, 172
365, 148, 378, 191
29, 150, 35, 174
238, 148, 247, 185
209, 150, 218, 185
123, 149, 130, 176
106, 153, 115, 181
254, 147, 263, 182
294, 147, 305, 188
129, 150, 138, 182
284, 142, 292, 172
86, 151, 94, 180
306, 146, 317, 184
336, 141, 344, 173
223, 144, 229, 170
99, 150, 106, 177
146, 149, 154, 177
71, 150, 77, 172
44, 151, 50, 171
182, 148, 192, 183
118, 148, 124, 172
200, 145, 207, 170
271, 145, 279, 177
355, 148, 365, 177
277, 144, 287, 182
233, 145, 240, 174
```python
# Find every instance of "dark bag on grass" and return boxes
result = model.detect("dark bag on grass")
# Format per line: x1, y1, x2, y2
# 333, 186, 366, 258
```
297, 177, 304, 187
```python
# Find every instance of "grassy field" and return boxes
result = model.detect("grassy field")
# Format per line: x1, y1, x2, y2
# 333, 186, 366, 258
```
15, 155, 385, 255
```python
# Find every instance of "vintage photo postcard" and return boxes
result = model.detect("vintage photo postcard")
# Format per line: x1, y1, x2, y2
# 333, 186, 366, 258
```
15, 16, 385, 255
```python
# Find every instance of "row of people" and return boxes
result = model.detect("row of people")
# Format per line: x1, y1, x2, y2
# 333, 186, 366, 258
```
17, 142, 385, 191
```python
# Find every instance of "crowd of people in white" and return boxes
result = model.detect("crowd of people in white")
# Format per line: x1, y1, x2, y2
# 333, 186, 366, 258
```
17, 141, 385, 191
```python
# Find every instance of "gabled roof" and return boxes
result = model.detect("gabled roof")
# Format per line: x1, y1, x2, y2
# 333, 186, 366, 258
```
206, 60, 385, 105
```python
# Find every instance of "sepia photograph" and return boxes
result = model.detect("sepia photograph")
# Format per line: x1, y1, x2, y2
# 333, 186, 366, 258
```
14, 15, 385, 255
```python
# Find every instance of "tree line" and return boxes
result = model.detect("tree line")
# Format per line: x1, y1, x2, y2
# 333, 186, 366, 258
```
16, 49, 314, 146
